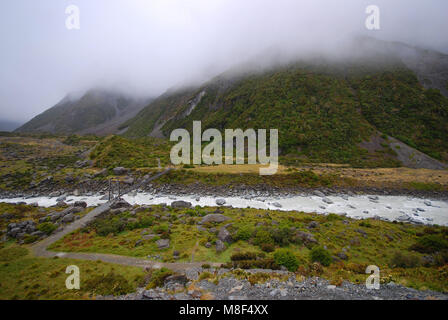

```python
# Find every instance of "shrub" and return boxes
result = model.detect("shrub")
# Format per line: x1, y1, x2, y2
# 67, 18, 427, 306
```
271, 228, 293, 246
310, 247, 332, 267
236, 226, 254, 241
160, 231, 171, 239
37, 222, 57, 235
273, 249, 299, 272
95, 219, 126, 236
84, 272, 133, 296
224, 258, 279, 270
359, 221, 372, 228
309, 262, 324, 276
127, 216, 155, 230
410, 234, 448, 253
434, 250, 448, 267
253, 229, 274, 246
326, 214, 343, 221
201, 264, 211, 269
390, 251, 421, 268
230, 252, 257, 261
248, 273, 271, 285
261, 243, 275, 253
153, 224, 169, 234
23, 235, 39, 244
146, 268, 174, 289
198, 272, 212, 281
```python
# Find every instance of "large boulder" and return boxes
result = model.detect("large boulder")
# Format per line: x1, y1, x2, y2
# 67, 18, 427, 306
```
171, 201, 192, 209
218, 227, 232, 243
294, 231, 318, 246
164, 275, 188, 287
156, 239, 170, 249
216, 199, 226, 206
123, 176, 135, 185
110, 199, 131, 209
200, 214, 230, 224
49, 191, 60, 197
74, 201, 87, 208
215, 240, 226, 253
31, 231, 45, 238
62, 214, 75, 223
93, 169, 108, 178
313, 190, 325, 197
8, 227, 21, 238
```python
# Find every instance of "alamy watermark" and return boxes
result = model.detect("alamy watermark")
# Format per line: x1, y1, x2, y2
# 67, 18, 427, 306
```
365, 265, 380, 290
365, 5, 380, 30
65, 5, 80, 30
170, 121, 278, 175
65, 265, 80, 290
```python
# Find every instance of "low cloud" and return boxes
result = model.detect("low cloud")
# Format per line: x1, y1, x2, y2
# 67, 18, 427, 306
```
0, 0, 447, 122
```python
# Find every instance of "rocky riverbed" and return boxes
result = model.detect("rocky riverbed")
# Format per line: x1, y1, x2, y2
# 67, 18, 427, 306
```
2, 189, 448, 226
102, 268, 448, 301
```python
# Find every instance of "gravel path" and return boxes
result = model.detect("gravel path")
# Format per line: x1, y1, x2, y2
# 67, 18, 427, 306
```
30, 169, 222, 273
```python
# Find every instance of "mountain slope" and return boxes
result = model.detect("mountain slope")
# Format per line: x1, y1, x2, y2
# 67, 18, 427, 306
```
16, 89, 150, 135
122, 39, 448, 168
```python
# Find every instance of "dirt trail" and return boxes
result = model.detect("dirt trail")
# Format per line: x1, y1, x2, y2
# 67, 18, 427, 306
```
31, 170, 221, 272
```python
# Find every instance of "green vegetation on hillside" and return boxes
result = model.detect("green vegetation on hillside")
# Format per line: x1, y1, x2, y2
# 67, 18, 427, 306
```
350, 69, 448, 162
89, 135, 173, 169
50, 205, 448, 292
124, 61, 448, 167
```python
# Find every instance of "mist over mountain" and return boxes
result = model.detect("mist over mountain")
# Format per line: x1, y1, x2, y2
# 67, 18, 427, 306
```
0, 120, 22, 132
1, 0, 447, 123
119, 37, 448, 168
15, 89, 151, 135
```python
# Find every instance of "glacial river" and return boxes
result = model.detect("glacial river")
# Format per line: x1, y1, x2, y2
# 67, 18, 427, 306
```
1, 193, 447, 226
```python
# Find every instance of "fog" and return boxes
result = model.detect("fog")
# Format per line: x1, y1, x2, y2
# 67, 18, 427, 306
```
0, 0, 447, 123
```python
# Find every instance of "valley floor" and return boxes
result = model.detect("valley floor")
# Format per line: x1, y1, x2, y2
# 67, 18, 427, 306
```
1, 134, 448, 300
1, 197, 448, 299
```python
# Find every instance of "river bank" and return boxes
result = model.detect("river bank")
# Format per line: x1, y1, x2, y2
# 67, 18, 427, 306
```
2, 188, 448, 226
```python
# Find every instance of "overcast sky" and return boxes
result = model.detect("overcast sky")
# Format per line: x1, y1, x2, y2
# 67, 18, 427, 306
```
0, 0, 447, 123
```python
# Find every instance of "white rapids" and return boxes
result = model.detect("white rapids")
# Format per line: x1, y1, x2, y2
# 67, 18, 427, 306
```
1, 193, 447, 226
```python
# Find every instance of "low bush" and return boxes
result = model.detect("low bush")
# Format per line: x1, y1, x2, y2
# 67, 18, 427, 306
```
230, 252, 257, 261
236, 226, 254, 241
326, 214, 343, 221
23, 235, 39, 244
309, 247, 332, 267
198, 272, 212, 281
84, 272, 133, 296
37, 222, 57, 235
146, 268, 174, 289
410, 234, 448, 253
261, 243, 275, 253
253, 229, 274, 246
271, 227, 293, 247
390, 251, 421, 268
127, 216, 155, 230
248, 273, 272, 285
94, 218, 126, 236
153, 224, 169, 234
434, 250, 448, 267
273, 249, 299, 272
224, 258, 279, 270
